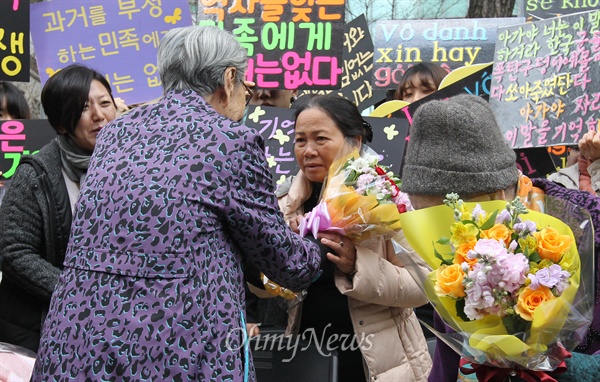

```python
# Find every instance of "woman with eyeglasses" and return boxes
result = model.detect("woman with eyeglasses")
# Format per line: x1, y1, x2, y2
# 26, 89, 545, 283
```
31, 26, 323, 381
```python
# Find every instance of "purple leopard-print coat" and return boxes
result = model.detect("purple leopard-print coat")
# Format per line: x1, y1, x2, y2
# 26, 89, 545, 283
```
31, 90, 322, 382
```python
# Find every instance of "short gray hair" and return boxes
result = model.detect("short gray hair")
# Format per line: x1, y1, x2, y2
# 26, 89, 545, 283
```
157, 26, 248, 94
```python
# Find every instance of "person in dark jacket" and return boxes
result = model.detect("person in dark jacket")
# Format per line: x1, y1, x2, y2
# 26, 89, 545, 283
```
0, 64, 118, 352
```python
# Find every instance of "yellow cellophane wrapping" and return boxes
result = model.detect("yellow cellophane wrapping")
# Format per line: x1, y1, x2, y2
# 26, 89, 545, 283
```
399, 200, 581, 363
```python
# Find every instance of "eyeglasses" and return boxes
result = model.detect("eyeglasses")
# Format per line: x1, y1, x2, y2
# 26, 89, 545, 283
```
241, 81, 253, 106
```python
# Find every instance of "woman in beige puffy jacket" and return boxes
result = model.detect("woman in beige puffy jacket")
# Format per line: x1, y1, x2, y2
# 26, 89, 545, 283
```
253, 94, 432, 381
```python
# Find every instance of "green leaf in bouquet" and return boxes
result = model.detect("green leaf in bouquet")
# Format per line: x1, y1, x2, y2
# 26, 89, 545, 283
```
528, 251, 542, 263
345, 171, 359, 184
501, 314, 531, 336
437, 237, 451, 245
479, 210, 499, 230
454, 298, 470, 322
433, 243, 454, 265
511, 232, 520, 243
387, 172, 402, 184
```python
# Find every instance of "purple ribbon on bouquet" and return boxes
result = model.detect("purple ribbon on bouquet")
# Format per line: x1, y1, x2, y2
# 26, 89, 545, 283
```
298, 202, 345, 239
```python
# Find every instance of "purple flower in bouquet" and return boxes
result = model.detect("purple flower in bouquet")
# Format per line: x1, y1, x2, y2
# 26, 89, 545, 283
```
513, 221, 537, 237
462, 239, 530, 320
528, 264, 571, 293
496, 209, 512, 225
471, 204, 487, 224
355, 173, 376, 194
498, 252, 530, 291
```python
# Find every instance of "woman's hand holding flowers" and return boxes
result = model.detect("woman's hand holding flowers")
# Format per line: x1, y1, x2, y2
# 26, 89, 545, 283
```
318, 232, 356, 276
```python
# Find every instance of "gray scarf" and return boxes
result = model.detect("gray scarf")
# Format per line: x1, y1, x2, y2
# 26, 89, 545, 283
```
57, 135, 91, 185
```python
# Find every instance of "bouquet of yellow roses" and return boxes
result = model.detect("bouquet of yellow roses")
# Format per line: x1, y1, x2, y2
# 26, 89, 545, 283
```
395, 194, 594, 380
299, 141, 410, 242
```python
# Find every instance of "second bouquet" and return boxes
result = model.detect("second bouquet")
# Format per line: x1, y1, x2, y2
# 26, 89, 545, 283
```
299, 140, 410, 242
396, 194, 595, 378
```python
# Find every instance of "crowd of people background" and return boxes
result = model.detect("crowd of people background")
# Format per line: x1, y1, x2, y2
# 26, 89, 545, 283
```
0, 23, 599, 382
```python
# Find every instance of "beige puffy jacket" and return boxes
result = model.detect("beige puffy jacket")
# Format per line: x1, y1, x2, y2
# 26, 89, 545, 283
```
276, 172, 432, 381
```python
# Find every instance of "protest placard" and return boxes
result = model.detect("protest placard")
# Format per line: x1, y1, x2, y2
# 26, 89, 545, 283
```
490, 10, 600, 148
404, 62, 493, 118
196, 0, 345, 90
526, 0, 600, 21
245, 106, 297, 186
370, 63, 493, 122
30, 0, 193, 105
372, 18, 523, 90
297, 14, 386, 109
0, 119, 56, 179
0, 0, 29, 81
339, 14, 379, 108
368, 64, 498, 179
514, 147, 559, 178
525, 1, 600, 166
245, 105, 409, 185
547, 144, 572, 169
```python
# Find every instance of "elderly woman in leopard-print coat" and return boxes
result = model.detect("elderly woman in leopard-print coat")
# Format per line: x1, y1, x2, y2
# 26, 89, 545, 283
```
31, 26, 322, 382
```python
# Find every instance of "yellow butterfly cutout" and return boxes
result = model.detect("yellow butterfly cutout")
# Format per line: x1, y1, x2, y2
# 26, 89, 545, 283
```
266, 155, 277, 168
248, 106, 266, 123
276, 175, 287, 186
164, 8, 182, 25
46, 67, 59, 77
370, 100, 409, 117
383, 124, 399, 140
272, 129, 290, 145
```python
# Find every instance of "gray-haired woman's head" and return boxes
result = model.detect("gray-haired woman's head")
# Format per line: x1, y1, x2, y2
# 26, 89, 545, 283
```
157, 26, 248, 94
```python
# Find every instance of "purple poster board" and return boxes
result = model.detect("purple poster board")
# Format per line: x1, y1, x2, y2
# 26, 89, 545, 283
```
0, 0, 29, 81
197, 0, 345, 90
0, 119, 56, 179
490, 10, 600, 148
31, 0, 193, 105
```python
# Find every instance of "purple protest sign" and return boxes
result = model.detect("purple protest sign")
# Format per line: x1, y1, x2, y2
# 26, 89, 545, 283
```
31, 0, 192, 105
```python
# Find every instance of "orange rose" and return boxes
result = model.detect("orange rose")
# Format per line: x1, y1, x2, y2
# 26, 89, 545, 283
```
453, 239, 478, 269
533, 226, 573, 263
435, 264, 466, 298
515, 285, 555, 321
480, 224, 512, 247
